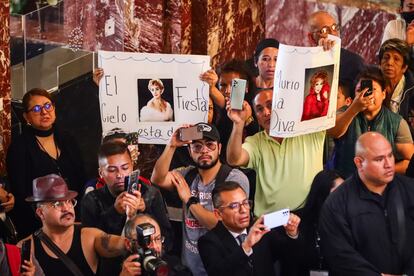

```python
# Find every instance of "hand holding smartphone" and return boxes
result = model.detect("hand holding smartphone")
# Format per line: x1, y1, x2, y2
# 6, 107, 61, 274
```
125, 170, 140, 194
20, 239, 31, 272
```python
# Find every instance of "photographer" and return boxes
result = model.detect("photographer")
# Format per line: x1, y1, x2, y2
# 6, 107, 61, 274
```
123, 214, 192, 276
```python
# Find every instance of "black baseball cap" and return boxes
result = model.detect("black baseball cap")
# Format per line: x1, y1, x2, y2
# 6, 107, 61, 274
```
195, 123, 220, 142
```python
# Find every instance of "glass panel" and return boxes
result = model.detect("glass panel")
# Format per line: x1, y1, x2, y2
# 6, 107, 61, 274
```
10, 0, 95, 99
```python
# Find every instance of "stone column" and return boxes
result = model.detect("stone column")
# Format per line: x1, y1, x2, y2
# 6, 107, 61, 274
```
0, 1, 11, 175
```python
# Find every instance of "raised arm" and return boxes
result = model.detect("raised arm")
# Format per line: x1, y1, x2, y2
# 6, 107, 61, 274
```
226, 101, 250, 166
327, 88, 372, 138
200, 69, 226, 109
150, 128, 188, 190
170, 171, 218, 229
86, 228, 127, 258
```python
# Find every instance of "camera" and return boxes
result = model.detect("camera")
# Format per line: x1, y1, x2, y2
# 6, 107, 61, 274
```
131, 223, 169, 276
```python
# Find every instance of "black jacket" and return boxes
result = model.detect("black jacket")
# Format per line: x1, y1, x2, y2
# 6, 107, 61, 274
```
198, 221, 297, 276
319, 174, 414, 276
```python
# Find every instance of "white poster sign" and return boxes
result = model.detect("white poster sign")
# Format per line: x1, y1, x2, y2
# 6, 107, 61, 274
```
270, 36, 341, 137
98, 51, 211, 144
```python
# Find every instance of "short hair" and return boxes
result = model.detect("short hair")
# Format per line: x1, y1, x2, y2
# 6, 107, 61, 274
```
310, 70, 328, 87
98, 141, 131, 167
212, 181, 245, 208
254, 38, 279, 64
124, 214, 158, 239
102, 128, 127, 144
217, 59, 250, 81
401, 0, 404, 8
338, 80, 351, 99
148, 79, 164, 91
22, 88, 54, 112
356, 66, 386, 91
379, 38, 411, 66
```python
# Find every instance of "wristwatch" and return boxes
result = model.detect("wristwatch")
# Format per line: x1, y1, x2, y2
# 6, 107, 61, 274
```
186, 196, 200, 209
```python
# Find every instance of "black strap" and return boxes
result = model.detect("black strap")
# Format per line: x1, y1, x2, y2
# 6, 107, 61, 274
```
394, 184, 406, 257
184, 167, 198, 188
184, 164, 232, 188
215, 164, 232, 187
34, 229, 84, 276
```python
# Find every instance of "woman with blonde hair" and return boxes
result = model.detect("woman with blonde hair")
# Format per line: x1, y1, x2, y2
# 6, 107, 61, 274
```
140, 79, 174, 122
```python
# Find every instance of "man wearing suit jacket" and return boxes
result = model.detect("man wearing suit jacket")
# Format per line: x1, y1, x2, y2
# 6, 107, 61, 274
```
198, 181, 301, 276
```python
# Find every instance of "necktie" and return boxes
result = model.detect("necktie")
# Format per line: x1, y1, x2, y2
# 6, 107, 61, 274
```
237, 233, 247, 246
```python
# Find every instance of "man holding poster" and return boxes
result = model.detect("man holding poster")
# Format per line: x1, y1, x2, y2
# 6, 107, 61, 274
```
226, 90, 325, 216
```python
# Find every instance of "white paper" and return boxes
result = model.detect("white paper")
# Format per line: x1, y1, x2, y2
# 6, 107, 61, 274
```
98, 51, 211, 144
270, 35, 341, 137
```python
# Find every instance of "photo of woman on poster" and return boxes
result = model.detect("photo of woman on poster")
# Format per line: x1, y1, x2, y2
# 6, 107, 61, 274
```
301, 70, 330, 121
140, 79, 174, 122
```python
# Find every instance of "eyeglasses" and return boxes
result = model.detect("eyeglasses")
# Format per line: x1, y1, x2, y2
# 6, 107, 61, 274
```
313, 23, 340, 36
43, 199, 77, 209
219, 199, 252, 211
27, 102, 54, 113
190, 141, 217, 153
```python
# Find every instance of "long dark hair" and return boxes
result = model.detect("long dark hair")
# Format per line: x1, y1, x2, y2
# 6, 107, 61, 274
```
300, 169, 343, 223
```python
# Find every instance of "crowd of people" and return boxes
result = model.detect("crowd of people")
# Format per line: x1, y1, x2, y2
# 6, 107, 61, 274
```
1, 6, 414, 276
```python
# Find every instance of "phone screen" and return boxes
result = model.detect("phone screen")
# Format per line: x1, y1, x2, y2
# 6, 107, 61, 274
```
360, 79, 373, 97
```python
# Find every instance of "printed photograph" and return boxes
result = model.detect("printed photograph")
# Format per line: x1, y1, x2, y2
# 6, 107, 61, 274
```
301, 64, 334, 121
137, 78, 175, 122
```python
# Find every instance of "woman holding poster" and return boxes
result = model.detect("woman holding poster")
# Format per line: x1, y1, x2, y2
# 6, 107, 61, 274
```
302, 70, 330, 121
140, 79, 174, 122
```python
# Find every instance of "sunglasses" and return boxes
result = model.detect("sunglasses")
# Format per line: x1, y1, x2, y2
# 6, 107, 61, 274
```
190, 141, 217, 153
27, 102, 54, 113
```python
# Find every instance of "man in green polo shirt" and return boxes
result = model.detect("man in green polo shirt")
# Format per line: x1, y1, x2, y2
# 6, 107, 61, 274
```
226, 89, 325, 215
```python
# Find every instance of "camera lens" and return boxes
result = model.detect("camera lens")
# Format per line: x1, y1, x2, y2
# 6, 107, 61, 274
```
143, 256, 169, 276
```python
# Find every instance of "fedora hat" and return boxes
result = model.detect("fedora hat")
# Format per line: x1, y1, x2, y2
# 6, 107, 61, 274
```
25, 174, 78, 203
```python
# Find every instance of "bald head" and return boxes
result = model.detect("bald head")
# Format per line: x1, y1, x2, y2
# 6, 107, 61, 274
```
308, 11, 339, 45
354, 132, 395, 190
355, 132, 391, 158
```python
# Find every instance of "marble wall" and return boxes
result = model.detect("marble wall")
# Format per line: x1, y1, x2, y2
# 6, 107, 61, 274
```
0, 1, 10, 175
266, 0, 395, 64
63, 0, 264, 67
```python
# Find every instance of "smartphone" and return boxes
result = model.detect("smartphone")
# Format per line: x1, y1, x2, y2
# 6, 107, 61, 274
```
360, 79, 373, 97
20, 239, 31, 272
230, 78, 247, 110
263, 208, 290, 229
124, 170, 140, 194
179, 125, 203, 141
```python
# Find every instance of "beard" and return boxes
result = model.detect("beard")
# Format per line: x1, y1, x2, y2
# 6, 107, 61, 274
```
194, 155, 219, 170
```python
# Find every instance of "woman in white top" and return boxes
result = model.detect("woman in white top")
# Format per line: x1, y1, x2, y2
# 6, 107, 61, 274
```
140, 79, 174, 122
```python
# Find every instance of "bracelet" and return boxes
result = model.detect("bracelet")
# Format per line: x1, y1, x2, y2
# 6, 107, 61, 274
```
245, 116, 254, 126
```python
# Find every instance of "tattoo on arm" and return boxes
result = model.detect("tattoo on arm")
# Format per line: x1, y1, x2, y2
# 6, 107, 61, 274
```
100, 233, 115, 253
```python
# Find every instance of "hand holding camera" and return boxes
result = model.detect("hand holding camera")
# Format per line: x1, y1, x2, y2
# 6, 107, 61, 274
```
120, 254, 142, 276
